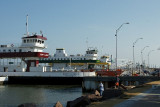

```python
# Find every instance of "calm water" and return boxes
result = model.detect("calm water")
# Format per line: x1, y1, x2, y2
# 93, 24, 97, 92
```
0, 85, 83, 107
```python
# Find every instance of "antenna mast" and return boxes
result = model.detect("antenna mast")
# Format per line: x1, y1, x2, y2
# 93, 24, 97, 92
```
26, 14, 29, 36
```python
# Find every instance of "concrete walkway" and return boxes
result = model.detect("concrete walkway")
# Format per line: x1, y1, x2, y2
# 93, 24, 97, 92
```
114, 86, 160, 107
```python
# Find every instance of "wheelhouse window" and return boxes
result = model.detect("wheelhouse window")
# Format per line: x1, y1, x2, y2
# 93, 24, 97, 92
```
35, 39, 38, 42
33, 39, 36, 43
24, 40, 26, 43
38, 40, 41, 44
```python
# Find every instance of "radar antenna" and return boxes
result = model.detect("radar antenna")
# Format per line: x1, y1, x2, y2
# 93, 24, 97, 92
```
40, 30, 43, 36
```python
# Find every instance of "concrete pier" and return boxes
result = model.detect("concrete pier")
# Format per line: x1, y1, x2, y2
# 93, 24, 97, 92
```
82, 76, 160, 91
0, 76, 8, 84
82, 80, 98, 91
0, 72, 95, 85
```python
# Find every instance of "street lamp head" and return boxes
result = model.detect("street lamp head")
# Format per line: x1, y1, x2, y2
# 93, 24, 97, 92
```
133, 37, 143, 46
141, 45, 149, 52
125, 22, 129, 24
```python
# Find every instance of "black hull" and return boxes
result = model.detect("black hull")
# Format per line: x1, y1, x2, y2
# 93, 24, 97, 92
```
8, 76, 83, 85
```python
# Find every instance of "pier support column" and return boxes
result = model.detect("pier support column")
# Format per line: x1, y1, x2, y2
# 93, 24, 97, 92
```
125, 81, 129, 86
104, 82, 109, 89
82, 80, 97, 91
135, 81, 139, 86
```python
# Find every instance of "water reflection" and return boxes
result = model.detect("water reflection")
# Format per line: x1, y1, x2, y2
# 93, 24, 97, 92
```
0, 85, 82, 107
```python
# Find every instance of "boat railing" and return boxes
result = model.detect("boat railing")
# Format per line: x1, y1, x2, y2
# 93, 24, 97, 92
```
0, 43, 21, 48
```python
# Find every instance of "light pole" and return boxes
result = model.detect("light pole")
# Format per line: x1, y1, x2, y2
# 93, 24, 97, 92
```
132, 38, 143, 71
141, 46, 149, 66
115, 22, 129, 72
69, 56, 72, 69
148, 50, 154, 68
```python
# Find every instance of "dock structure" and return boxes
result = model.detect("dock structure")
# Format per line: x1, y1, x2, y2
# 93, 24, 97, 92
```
0, 72, 95, 85
1, 71, 160, 91
82, 76, 160, 91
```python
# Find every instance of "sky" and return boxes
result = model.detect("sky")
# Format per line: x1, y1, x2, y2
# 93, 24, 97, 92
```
0, 0, 160, 67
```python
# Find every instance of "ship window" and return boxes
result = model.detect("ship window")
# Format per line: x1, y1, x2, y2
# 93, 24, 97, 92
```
14, 50, 16, 52
8, 49, 11, 52
42, 41, 44, 44
19, 49, 22, 52
27, 39, 29, 43
33, 39, 36, 43
30, 39, 32, 43
24, 40, 26, 43
3, 50, 6, 52
38, 40, 41, 44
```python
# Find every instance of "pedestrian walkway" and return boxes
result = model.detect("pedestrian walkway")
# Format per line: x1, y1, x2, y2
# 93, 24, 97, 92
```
114, 86, 160, 107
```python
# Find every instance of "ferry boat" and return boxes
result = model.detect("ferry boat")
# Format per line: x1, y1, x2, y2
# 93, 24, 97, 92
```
0, 15, 95, 85
38, 48, 124, 77
0, 15, 49, 73
39, 48, 111, 71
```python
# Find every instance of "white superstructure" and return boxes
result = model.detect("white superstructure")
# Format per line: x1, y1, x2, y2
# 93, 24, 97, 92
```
0, 15, 49, 73
0, 15, 96, 78
40, 48, 110, 71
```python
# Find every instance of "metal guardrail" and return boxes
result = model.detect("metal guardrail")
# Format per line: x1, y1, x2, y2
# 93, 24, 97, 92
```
83, 76, 160, 82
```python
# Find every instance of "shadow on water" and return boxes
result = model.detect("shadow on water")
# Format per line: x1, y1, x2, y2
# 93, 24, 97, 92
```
0, 84, 84, 107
